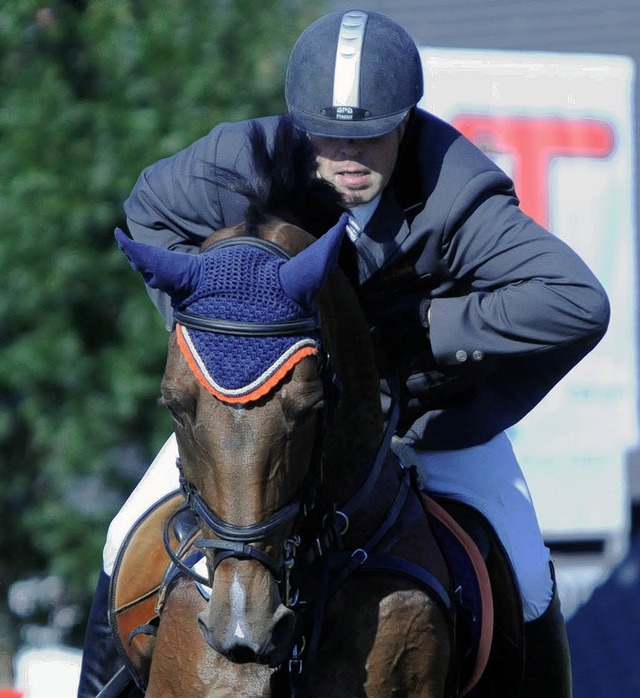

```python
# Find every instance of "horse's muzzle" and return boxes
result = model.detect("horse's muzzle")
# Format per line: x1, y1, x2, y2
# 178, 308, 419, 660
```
197, 601, 296, 666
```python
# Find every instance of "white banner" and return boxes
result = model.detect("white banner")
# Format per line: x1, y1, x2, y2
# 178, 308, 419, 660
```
419, 49, 637, 542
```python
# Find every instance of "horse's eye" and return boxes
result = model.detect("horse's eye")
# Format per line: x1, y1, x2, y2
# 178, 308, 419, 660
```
285, 393, 325, 426
304, 397, 326, 421
166, 404, 186, 428
160, 392, 195, 428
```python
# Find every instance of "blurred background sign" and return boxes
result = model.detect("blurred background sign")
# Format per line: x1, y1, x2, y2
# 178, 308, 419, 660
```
12, 647, 81, 698
420, 49, 637, 597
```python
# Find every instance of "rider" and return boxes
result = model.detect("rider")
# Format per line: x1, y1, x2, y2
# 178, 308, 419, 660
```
78, 9, 609, 697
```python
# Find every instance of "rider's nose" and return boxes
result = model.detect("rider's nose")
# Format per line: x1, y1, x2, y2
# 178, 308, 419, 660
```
340, 139, 363, 157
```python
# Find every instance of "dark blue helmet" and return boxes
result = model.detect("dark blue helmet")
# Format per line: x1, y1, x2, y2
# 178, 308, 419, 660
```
285, 10, 423, 139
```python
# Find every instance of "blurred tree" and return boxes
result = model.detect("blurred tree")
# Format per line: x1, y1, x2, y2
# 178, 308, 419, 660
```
0, 0, 326, 660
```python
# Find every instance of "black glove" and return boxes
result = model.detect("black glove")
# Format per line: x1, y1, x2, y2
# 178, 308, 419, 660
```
363, 291, 432, 367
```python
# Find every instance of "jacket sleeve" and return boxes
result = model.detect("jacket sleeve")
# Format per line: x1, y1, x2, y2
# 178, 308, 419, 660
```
123, 125, 228, 325
428, 145, 610, 365
411, 138, 610, 448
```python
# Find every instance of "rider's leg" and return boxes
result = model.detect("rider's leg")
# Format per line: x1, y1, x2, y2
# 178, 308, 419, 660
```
102, 434, 181, 577
77, 434, 180, 697
77, 570, 122, 698
520, 564, 572, 698
392, 431, 571, 696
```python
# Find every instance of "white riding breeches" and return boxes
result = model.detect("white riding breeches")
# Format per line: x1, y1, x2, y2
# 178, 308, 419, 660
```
103, 430, 552, 622
103, 434, 179, 576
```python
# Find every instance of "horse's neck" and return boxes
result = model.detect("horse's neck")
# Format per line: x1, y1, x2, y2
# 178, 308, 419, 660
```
313, 275, 397, 537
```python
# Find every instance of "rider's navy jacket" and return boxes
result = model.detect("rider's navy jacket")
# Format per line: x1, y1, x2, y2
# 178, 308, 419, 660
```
124, 110, 610, 450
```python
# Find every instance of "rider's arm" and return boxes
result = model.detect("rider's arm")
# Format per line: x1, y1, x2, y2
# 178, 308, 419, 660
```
123, 125, 228, 326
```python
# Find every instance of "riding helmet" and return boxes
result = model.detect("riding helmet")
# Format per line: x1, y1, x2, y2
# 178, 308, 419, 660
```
285, 10, 424, 139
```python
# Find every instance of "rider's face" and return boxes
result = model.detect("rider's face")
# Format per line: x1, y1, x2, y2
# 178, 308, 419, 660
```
309, 119, 407, 207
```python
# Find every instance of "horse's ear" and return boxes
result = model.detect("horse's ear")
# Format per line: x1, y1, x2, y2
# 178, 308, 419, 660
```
114, 228, 202, 298
279, 213, 349, 309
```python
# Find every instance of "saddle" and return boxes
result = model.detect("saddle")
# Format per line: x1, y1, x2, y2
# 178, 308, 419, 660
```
108, 490, 196, 691
426, 495, 525, 696
109, 490, 524, 696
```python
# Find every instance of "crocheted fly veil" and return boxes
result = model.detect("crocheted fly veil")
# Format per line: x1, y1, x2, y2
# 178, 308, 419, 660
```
174, 239, 322, 403
115, 214, 348, 403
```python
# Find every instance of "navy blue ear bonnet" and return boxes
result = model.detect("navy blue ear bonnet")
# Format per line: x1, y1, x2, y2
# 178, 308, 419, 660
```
174, 240, 320, 402
115, 213, 348, 402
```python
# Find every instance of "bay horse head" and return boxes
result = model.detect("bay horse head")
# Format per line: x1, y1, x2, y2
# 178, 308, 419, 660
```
115, 118, 385, 669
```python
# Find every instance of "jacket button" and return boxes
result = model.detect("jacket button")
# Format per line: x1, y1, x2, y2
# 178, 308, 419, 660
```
455, 350, 468, 362
472, 350, 484, 361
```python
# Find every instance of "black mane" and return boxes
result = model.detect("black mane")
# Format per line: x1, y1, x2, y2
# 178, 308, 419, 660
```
204, 115, 347, 239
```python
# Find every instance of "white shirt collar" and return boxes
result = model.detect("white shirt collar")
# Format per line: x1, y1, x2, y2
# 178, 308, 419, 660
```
350, 194, 382, 230
346, 194, 382, 242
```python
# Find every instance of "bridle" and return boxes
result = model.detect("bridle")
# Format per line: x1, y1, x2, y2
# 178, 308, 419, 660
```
160, 235, 413, 683
162, 235, 398, 588
163, 235, 345, 588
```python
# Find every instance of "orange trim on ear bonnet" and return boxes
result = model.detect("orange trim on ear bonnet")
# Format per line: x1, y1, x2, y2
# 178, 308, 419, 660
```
176, 324, 319, 403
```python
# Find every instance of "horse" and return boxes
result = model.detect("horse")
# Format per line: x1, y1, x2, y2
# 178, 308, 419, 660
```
109, 117, 520, 697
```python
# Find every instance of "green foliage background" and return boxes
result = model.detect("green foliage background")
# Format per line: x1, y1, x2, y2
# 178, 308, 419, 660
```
0, 0, 325, 655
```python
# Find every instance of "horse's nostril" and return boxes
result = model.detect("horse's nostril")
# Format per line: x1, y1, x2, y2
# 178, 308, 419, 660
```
228, 646, 259, 664
197, 612, 215, 649
198, 611, 265, 663
271, 608, 296, 649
